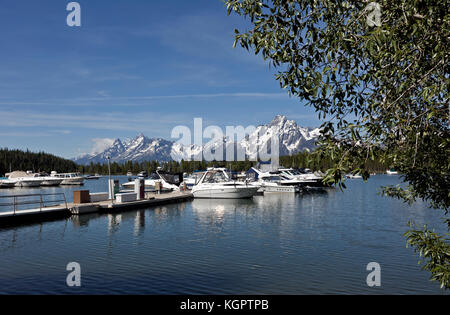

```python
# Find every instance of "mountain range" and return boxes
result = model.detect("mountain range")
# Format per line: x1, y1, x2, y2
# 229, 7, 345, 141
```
73, 115, 321, 165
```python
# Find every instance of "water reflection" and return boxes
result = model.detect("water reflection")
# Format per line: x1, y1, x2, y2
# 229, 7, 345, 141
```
70, 213, 101, 228
192, 198, 255, 224
108, 214, 122, 236
134, 210, 146, 237
0, 176, 447, 294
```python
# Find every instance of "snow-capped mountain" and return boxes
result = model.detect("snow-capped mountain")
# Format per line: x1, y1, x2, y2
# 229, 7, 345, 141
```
74, 115, 321, 165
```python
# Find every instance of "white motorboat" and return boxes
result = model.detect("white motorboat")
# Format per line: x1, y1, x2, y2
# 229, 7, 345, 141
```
386, 169, 399, 175
51, 172, 84, 185
346, 174, 363, 179
278, 168, 325, 187
248, 168, 301, 193
137, 171, 148, 179
192, 168, 259, 199
85, 174, 101, 180
6, 171, 42, 187
122, 171, 181, 192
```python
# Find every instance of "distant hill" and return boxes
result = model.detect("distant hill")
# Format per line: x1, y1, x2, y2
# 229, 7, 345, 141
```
0, 148, 78, 176
74, 115, 321, 165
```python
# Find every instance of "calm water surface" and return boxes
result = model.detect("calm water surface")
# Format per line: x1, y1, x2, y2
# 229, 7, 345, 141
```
0, 175, 447, 294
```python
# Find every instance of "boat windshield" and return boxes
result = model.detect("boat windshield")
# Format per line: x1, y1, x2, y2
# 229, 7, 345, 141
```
261, 176, 284, 182
202, 171, 229, 183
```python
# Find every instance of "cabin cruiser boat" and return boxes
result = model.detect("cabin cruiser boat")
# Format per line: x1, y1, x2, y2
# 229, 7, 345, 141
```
192, 168, 259, 199
122, 170, 181, 192
278, 168, 325, 187
50, 172, 84, 185
248, 168, 301, 193
6, 171, 42, 187
252, 176, 300, 193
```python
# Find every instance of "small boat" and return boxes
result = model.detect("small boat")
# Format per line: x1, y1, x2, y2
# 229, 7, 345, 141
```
126, 171, 133, 177
386, 169, 398, 175
137, 171, 148, 180
85, 174, 101, 180
346, 174, 363, 179
51, 172, 84, 185
192, 168, 259, 199
122, 171, 181, 192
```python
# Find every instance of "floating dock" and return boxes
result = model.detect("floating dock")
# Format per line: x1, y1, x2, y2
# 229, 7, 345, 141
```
0, 191, 193, 225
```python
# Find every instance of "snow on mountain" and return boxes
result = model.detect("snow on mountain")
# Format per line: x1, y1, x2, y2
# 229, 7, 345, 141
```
73, 115, 321, 165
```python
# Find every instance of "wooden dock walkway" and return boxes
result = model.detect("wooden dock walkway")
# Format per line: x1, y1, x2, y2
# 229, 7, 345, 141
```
0, 191, 193, 225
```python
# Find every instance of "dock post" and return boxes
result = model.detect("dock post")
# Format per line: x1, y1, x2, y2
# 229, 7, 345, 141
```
108, 179, 115, 201
135, 179, 144, 200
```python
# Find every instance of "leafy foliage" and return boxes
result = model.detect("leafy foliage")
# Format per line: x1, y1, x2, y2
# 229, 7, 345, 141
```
405, 222, 450, 289
225, 0, 449, 288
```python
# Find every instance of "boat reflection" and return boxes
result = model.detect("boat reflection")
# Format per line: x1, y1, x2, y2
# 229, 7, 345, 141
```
191, 198, 255, 225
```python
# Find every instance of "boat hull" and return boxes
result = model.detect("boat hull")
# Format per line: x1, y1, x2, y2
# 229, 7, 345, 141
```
61, 178, 84, 185
40, 179, 64, 186
0, 181, 16, 188
15, 180, 41, 187
193, 186, 259, 199
262, 185, 299, 193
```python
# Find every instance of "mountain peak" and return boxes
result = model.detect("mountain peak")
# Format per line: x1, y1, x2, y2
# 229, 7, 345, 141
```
112, 138, 122, 145
270, 115, 287, 125
269, 115, 288, 127
74, 116, 320, 164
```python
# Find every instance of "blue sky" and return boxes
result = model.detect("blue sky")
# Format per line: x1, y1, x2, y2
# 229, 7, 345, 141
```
0, 0, 320, 158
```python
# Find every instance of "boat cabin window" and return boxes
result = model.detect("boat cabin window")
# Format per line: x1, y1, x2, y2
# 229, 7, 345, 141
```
261, 176, 284, 182
203, 171, 228, 183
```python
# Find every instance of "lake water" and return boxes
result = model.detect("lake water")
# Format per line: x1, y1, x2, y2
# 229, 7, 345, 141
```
0, 175, 447, 294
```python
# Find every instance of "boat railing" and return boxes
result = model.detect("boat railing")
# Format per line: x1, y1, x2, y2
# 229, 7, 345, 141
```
0, 193, 67, 215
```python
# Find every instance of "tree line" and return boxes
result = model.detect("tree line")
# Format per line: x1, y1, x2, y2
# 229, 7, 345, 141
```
0, 148, 78, 176
76, 151, 389, 175
1, 148, 390, 177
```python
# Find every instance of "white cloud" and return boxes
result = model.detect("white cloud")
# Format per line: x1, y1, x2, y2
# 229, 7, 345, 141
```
90, 138, 115, 155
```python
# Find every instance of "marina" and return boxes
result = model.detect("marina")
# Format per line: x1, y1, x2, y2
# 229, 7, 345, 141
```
0, 166, 407, 227
0, 175, 445, 294
0, 189, 192, 225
